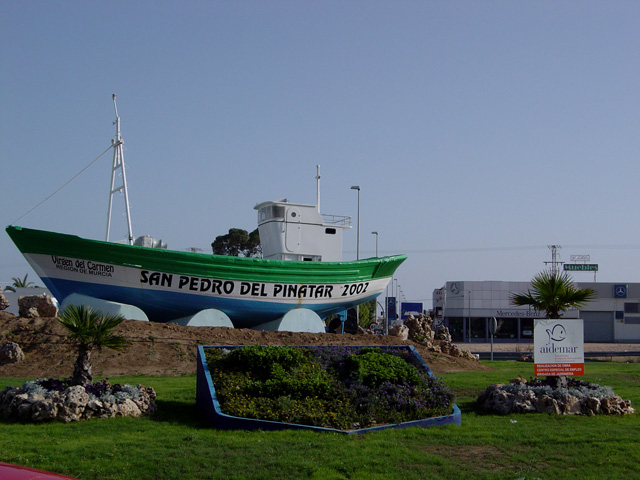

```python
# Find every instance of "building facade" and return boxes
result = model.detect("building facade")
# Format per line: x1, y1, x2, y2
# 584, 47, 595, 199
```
433, 281, 640, 343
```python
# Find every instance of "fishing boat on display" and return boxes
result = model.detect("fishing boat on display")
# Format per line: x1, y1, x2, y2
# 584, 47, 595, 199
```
6, 96, 406, 332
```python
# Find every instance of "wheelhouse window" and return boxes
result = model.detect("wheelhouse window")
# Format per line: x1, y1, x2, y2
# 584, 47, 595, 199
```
259, 205, 285, 222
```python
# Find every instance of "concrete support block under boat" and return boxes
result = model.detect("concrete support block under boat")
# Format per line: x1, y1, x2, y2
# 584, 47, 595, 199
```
169, 309, 234, 328
60, 293, 149, 322
253, 308, 325, 333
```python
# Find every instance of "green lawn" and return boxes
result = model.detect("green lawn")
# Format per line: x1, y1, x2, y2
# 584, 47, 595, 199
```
1, 361, 638, 480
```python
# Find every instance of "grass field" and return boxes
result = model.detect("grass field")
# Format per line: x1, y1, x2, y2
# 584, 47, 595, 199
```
1, 361, 638, 480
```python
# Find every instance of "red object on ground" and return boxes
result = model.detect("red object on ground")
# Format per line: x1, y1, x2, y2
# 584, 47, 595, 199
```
0, 462, 79, 480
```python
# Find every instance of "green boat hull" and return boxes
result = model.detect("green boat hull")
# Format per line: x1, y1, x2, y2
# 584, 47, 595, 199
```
6, 226, 406, 327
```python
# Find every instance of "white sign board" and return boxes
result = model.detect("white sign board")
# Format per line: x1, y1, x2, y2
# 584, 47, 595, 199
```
534, 319, 584, 376
570, 255, 590, 262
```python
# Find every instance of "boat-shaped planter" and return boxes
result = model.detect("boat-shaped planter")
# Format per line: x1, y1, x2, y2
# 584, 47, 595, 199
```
195, 345, 461, 434
6, 225, 406, 328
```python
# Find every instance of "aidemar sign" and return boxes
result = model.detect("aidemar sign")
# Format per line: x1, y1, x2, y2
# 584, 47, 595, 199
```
534, 319, 584, 377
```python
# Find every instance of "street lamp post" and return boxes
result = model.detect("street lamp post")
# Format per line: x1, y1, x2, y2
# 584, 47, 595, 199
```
385, 278, 391, 335
392, 278, 398, 326
351, 186, 361, 329
350, 186, 360, 260
371, 231, 379, 322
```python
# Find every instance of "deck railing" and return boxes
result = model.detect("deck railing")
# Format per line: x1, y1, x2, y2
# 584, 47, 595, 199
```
321, 214, 352, 227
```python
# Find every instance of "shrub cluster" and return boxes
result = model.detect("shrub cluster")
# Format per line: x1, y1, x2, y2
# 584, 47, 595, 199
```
205, 345, 455, 430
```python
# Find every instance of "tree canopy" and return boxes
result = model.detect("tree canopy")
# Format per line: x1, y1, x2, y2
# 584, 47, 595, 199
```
211, 228, 261, 257
510, 270, 596, 319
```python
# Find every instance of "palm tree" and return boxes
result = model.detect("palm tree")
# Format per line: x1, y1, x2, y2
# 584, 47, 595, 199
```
4, 273, 38, 293
510, 270, 595, 319
57, 305, 130, 385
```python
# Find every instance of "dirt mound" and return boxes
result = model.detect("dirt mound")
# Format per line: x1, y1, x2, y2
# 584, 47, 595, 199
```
0, 311, 484, 378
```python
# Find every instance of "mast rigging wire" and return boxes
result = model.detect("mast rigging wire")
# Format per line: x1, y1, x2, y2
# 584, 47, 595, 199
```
10, 143, 115, 225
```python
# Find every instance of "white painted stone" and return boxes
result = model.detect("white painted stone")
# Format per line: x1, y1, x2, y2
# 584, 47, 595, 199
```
254, 308, 326, 333
61, 294, 149, 321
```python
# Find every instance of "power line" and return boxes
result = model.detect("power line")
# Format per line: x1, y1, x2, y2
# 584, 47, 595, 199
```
347, 243, 640, 255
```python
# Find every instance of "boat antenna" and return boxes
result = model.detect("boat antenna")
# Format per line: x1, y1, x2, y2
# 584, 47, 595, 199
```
106, 94, 134, 244
316, 164, 321, 213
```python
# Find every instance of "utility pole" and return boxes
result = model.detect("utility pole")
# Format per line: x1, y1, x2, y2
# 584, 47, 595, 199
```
544, 245, 563, 275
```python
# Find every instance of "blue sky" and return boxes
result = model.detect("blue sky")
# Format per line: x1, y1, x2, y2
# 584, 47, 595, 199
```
2, 1, 639, 307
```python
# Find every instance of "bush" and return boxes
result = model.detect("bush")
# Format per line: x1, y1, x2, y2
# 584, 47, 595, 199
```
220, 345, 311, 379
343, 346, 422, 387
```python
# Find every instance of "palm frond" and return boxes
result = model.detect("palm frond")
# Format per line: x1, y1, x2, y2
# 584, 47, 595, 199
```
5, 273, 37, 292
510, 270, 595, 318
57, 304, 130, 350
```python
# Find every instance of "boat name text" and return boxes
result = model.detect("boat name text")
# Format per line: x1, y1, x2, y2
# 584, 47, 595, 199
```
139, 270, 371, 299
50, 256, 113, 277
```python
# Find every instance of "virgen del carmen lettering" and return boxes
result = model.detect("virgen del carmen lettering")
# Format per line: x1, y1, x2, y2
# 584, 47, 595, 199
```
51, 256, 114, 277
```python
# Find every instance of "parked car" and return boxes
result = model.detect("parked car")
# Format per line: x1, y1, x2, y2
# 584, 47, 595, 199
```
0, 462, 79, 480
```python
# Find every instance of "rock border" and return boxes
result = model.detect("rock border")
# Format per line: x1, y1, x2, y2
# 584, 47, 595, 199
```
477, 378, 635, 416
0, 383, 156, 423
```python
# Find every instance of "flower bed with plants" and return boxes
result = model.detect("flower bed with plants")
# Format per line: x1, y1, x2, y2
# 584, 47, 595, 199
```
196, 345, 460, 433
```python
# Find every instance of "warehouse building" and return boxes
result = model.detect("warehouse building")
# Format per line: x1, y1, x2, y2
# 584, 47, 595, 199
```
432, 281, 640, 343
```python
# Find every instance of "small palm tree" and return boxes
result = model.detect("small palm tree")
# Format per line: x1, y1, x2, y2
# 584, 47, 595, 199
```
57, 305, 130, 385
4, 273, 38, 293
510, 270, 595, 319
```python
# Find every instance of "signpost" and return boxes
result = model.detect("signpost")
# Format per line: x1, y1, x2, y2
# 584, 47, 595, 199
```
565, 253, 597, 279
534, 319, 584, 377
386, 297, 397, 329
488, 317, 498, 361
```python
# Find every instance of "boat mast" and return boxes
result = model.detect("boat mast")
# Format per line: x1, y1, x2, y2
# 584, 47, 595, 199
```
106, 94, 134, 244
316, 164, 321, 213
